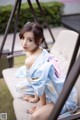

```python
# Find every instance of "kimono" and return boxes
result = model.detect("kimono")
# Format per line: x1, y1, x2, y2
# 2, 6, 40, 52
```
15, 49, 78, 114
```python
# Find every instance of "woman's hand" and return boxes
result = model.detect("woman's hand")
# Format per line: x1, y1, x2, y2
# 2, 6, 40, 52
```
27, 106, 39, 114
23, 94, 39, 103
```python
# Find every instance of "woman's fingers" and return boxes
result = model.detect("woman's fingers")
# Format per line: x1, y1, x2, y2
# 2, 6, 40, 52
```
27, 106, 38, 114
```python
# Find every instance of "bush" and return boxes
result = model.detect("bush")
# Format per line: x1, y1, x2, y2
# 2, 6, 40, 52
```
0, 2, 64, 34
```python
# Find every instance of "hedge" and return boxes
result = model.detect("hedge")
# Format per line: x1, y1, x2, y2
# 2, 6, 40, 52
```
0, 2, 64, 34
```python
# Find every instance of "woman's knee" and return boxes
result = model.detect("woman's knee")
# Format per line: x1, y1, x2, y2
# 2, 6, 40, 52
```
31, 113, 40, 120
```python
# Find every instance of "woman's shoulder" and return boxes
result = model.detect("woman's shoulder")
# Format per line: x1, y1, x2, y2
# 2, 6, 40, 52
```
41, 48, 50, 57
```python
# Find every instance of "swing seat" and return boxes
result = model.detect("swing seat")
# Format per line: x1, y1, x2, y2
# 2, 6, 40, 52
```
2, 30, 79, 120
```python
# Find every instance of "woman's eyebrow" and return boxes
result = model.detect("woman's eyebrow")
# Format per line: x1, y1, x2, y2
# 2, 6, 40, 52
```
26, 37, 34, 39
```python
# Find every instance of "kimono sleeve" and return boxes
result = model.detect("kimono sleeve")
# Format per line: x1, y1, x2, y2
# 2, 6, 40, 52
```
30, 62, 53, 96
15, 65, 26, 78
15, 65, 30, 78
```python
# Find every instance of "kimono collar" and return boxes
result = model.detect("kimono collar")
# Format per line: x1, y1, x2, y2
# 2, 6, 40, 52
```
29, 49, 50, 76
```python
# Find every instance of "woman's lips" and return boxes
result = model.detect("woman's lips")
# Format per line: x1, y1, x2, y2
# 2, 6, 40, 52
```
23, 46, 28, 49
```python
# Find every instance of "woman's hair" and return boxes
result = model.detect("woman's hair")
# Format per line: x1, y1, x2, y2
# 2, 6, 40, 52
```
19, 22, 45, 45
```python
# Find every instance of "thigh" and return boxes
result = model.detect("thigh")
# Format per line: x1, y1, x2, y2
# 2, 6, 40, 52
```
31, 102, 54, 120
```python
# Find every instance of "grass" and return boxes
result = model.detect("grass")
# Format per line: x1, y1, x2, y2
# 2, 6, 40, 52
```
0, 78, 16, 120
0, 55, 26, 120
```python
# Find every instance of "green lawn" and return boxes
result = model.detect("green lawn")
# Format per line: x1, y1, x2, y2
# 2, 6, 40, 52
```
0, 78, 16, 120
0, 56, 26, 120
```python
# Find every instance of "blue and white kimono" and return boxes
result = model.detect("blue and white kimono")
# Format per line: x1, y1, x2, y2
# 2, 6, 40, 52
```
16, 49, 78, 114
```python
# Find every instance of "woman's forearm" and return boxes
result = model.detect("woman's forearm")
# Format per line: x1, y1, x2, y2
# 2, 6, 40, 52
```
39, 93, 46, 106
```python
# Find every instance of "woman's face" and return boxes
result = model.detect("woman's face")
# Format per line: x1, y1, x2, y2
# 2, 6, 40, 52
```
21, 32, 38, 53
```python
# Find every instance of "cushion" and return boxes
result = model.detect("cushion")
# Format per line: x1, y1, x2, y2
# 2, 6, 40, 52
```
2, 68, 26, 98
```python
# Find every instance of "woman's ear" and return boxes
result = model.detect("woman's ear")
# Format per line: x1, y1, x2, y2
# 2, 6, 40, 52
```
36, 38, 42, 46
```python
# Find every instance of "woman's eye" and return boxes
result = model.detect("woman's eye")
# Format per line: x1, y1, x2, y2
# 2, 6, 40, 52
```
27, 39, 33, 42
29, 39, 33, 42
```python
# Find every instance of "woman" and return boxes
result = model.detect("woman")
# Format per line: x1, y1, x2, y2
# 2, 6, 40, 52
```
16, 22, 78, 120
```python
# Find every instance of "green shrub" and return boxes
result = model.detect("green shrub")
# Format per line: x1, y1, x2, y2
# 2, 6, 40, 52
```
0, 2, 64, 34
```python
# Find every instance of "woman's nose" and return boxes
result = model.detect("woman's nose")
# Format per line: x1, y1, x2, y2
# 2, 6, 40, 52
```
23, 39, 27, 46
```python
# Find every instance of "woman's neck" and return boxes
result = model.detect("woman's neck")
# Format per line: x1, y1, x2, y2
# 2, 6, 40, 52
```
28, 47, 42, 56
30, 47, 39, 55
